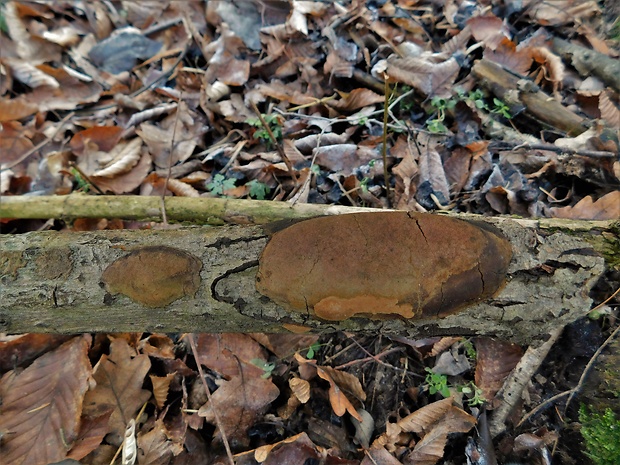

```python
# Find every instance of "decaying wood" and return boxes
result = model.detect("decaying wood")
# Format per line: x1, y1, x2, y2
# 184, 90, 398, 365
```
0, 211, 610, 344
552, 37, 620, 94
472, 59, 588, 136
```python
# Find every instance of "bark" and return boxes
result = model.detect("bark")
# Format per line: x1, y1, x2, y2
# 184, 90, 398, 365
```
0, 210, 612, 344
552, 37, 620, 94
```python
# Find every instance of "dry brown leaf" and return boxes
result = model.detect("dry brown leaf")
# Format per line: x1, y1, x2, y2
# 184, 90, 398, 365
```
24, 65, 102, 112
204, 24, 250, 86
328, 88, 385, 111
0, 120, 34, 170
137, 419, 175, 465
0, 334, 73, 372
467, 14, 510, 50
3, 57, 59, 88
150, 373, 175, 409
289, 377, 311, 403
531, 46, 565, 92
404, 425, 449, 465
66, 408, 114, 461
398, 397, 453, 434
0, 335, 92, 465
70, 126, 124, 155
361, 445, 403, 465
483, 38, 533, 76
550, 191, 620, 220
474, 338, 523, 405
249, 333, 319, 359
91, 151, 152, 194
319, 365, 367, 402
198, 375, 280, 447
0, 97, 38, 122
91, 138, 142, 177
194, 333, 268, 379
316, 366, 363, 421
383, 55, 460, 97
138, 334, 176, 359
82, 337, 152, 443
165, 178, 201, 197
526, 0, 600, 26
599, 91, 620, 129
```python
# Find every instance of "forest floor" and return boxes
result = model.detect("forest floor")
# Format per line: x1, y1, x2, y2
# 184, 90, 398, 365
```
0, 1, 619, 465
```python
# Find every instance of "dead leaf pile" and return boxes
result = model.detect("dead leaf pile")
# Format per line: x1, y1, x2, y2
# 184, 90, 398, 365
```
0, 332, 535, 465
0, 0, 617, 223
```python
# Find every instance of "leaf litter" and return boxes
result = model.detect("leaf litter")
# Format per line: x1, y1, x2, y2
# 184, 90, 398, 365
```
0, 0, 619, 464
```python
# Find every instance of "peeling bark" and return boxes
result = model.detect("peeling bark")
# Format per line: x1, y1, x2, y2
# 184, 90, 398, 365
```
0, 214, 608, 344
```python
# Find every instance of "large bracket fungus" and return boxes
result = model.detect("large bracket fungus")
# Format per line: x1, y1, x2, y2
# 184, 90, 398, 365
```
256, 212, 513, 321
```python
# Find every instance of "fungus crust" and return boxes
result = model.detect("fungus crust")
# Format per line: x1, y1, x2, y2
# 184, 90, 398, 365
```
102, 246, 202, 307
256, 212, 512, 320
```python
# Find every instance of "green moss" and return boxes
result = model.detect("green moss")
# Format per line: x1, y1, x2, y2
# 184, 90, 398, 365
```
600, 223, 620, 270
579, 405, 620, 465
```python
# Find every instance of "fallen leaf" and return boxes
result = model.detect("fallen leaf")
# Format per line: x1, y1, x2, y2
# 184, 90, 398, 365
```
0, 335, 92, 465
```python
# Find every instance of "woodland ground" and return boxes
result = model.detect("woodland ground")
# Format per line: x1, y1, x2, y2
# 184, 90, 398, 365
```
0, 1, 619, 465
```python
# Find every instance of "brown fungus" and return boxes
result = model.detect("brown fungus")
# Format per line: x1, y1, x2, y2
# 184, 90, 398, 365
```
256, 212, 512, 321
102, 246, 202, 307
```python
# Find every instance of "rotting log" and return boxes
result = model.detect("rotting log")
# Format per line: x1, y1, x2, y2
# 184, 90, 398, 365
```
0, 206, 614, 344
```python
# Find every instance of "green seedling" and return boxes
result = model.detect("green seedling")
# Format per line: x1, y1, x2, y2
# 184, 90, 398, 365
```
70, 167, 91, 193
459, 382, 486, 407
305, 341, 321, 359
207, 173, 236, 196
425, 367, 451, 398
247, 179, 270, 200
491, 98, 512, 119
251, 358, 277, 379
425, 96, 457, 133
247, 114, 283, 149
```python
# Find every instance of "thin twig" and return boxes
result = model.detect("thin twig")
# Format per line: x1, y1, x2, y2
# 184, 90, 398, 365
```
186, 334, 235, 465
565, 321, 620, 412
382, 74, 392, 207
489, 141, 617, 159
161, 92, 184, 224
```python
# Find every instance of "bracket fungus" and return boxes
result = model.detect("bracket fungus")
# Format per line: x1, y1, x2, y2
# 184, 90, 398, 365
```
256, 212, 512, 321
101, 246, 202, 307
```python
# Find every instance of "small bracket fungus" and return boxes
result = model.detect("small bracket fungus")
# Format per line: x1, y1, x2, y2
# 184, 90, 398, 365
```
256, 212, 512, 321
101, 246, 202, 307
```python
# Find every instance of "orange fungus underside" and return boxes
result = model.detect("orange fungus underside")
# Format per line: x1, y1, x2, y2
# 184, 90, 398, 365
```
256, 212, 512, 321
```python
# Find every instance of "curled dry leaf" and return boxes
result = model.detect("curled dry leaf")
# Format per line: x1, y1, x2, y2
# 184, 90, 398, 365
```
289, 377, 311, 403
92, 138, 142, 177
257, 212, 512, 321
316, 366, 363, 421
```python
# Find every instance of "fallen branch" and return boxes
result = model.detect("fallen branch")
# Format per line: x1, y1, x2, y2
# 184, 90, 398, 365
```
0, 205, 611, 343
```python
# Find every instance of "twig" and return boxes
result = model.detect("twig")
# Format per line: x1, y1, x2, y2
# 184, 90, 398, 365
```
186, 334, 235, 465
161, 92, 184, 224
489, 141, 617, 159
564, 321, 620, 412
382, 74, 392, 207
